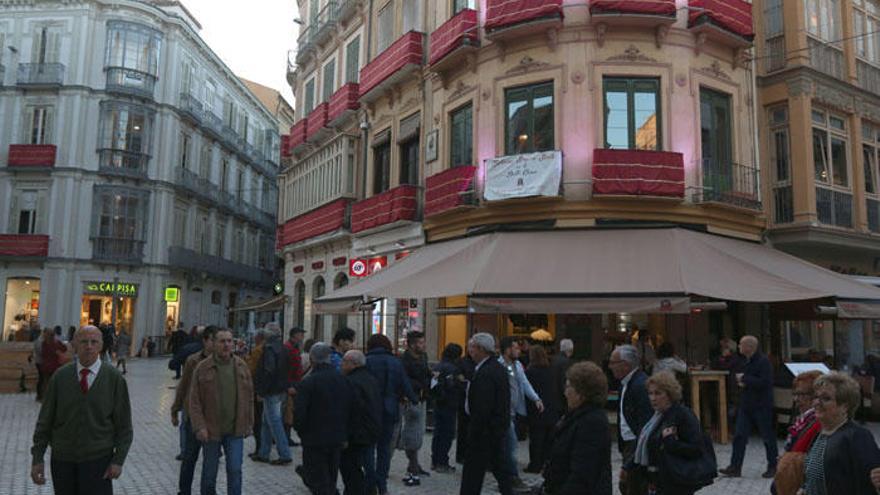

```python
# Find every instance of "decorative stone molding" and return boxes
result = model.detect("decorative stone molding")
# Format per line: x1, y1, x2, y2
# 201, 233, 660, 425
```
505, 56, 553, 76
696, 60, 732, 82
607, 45, 658, 63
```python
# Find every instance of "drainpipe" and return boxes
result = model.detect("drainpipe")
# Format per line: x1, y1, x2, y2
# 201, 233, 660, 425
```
359, 0, 375, 200
750, 50, 762, 226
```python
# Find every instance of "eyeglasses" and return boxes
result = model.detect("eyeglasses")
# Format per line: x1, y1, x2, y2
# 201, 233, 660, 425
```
814, 394, 836, 404
792, 392, 814, 398
609, 359, 624, 365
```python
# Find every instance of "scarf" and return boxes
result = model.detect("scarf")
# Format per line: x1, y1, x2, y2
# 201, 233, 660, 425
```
634, 411, 663, 467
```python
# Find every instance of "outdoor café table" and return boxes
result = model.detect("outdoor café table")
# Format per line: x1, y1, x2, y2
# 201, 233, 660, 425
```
688, 369, 728, 444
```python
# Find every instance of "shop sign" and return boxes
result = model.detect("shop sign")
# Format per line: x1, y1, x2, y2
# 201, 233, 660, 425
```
483, 150, 562, 201
350, 256, 388, 277
84, 281, 139, 297
164, 287, 179, 302
350, 259, 368, 277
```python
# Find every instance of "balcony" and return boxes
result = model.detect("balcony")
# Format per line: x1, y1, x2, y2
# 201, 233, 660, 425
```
425, 166, 478, 217
168, 246, 273, 286
92, 237, 145, 264
328, 83, 360, 125
359, 31, 425, 103
98, 149, 149, 178
592, 149, 685, 199
335, 0, 359, 26
179, 93, 204, 124
289, 120, 308, 153
485, 0, 563, 41
688, 0, 754, 47
7, 144, 56, 168
306, 102, 329, 143
17, 63, 65, 87
279, 198, 351, 247
350, 185, 419, 233
693, 159, 762, 210
105, 67, 157, 99
175, 167, 218, 203
429, 9, 479, 72
281, 135, 292, 157
295, 26, 315, 65
816, 187, 853, 228
286, 135, 357, 218
313, 1, 338, 47
0, 234, 49, 258
590, 0, 676, 27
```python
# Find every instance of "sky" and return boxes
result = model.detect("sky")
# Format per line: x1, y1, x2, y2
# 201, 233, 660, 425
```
181, 0, 298, 106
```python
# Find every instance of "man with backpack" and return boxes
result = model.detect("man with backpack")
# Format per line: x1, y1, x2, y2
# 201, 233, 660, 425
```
340, 350, 382, 495
431, 343, 464, 473
252, 323, 292, 465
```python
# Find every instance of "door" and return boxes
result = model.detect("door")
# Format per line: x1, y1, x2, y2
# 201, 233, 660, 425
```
700, 88, 733, 195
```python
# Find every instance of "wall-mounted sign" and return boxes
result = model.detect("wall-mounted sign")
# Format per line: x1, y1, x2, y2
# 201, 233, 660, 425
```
483, 150, 562, 201
84, 281, 139, 297
350, 256, 388, 277
350, 259, 368, 277
164, 287, 180, 302
368, 256, 387, 274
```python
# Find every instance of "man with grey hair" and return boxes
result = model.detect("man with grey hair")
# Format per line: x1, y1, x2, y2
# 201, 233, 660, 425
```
294, 342, 354, 494
609, 344, 652, 495
552, 338, 575, 409
252, 322, 291, 465
340, 350, 381, 495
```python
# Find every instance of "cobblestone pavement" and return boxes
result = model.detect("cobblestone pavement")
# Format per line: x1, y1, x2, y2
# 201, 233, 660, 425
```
3, 357, 875, 494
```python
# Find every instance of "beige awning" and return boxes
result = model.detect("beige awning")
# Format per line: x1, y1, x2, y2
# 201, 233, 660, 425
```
317, 228, 880, 311
229, 294, 287, 313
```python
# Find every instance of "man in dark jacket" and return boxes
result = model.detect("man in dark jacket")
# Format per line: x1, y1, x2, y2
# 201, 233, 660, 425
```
341, 350, 382, 495
720, 335, 778, 479
252, 323, 292, 464
400, 331, 431, 485
432, 343, 464, 473
609, 344, 652, 495
552, 338, 574, 409
169, 324, 189, 378
294, 342, 353, 495
460, 332, 513, 495
456, 354, 476, 465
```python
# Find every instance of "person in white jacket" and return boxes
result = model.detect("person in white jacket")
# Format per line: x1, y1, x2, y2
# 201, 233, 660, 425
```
652, 342, 688, 375
498, 336, 543, 491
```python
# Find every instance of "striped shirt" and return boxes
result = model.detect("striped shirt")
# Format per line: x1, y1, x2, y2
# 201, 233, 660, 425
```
804, 433, 828, 495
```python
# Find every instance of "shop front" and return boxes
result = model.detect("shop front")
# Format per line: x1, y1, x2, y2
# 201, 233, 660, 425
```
80, 280, 138, 336
3, 277, 41, 341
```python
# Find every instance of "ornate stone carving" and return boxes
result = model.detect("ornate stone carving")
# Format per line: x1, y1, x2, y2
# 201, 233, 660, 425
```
505, 56, 553, 76
675, 73, 688, 87
697, 60, 732, 81
785, 76, 813, 98
606, 45, 658, 63
814, 82, 855, 113
571, 71, 585, 85
449, 80, 477, 102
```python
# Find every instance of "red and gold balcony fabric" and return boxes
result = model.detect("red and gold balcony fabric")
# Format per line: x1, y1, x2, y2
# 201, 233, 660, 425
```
429, 9, 479, 66
688, 0, 754, 39
281, 135, 292, 157
485, 0, 563, 31
328, 83, 360, 124
350, 185, 419, 233
278, 199, 351, 247
0, 234, 49, 257
359, 32, 424, 98
289, 120, 307, 150
425, 166, 477, 217
589, 0, 676, 16
592, 149, 685, 198
306, 102, 329, 141
7, 144, 57, 167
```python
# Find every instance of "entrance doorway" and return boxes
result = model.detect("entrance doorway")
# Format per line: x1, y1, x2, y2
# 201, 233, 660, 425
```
80, 295, 136, 335
3, 277, 41, 341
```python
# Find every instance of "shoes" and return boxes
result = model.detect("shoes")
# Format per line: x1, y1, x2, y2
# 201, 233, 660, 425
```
249, 453, 270, 463
403, 473, 421, 486
512, 477, 529, 490
414, 467, 430, 477
270, 458, 293, 466
719, 466, 741, 477
175, 454, 184, 461
432, 464, 456, 473
288, 438, 300, 446
762, 466, 777, 479
523, 465, 542, 474
295, 464, 305, 478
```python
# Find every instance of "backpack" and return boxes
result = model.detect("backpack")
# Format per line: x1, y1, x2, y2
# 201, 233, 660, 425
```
431, 369, 459, 408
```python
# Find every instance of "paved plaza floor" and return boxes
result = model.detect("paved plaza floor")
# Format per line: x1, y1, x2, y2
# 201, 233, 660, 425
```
1, 357, 863, 494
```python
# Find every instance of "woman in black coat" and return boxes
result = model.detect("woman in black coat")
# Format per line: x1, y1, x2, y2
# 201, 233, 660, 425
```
525, 345, 562, 473
542, 362, 612, 495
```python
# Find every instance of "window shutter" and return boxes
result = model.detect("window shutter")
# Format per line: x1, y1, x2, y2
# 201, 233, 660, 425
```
24, 107, 36, 144
397, 113, 420, 143
345, 37, 360, 83
46, 30, 61, 64
31, 28, 42, 63
322, 61, 335, 101
43, 107, 55, 145
7, 194, 18, 234
35, 190, 49, 234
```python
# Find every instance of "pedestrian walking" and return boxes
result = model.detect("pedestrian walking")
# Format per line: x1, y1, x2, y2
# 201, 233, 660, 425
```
459, 332, 513, 495
246, 329, 266, 456
171, 326, 216, 495
341, 350, 382, 495
30, 325, 133, 494
40, 329, 70, 398
364, 334, 418, 495
455, 353, 476, 465
773, 371, 822, 495
541, 361, 612, 495
170, 325, 189, 379
283, 326, 306, 446
32, 328, 45, 400
498, 336, 544, 491
431, 343, 464, 474
525, 345, 562, 473
609, 344, 653, 495
331, 327, 356, 371
719, 335, 778, 479
400, 330, 431, 486
552, 339, 574, 410
188, 328, 254, 495
100, 324, 115, 363
252, 322, 293, 465
115, 329, 131, 375
294, 343, 354, 495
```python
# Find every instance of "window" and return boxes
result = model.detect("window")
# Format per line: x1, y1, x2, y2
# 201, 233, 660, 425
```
233, 227, 244, 263
173, 205, 187, 247
195, 211, 209, 254
332, 274, 349, 331
764, 0, 784, 38
215, 221, 226, 257
92, 186, 149, 261
105, 21, 161, 75
373, 131, 391, 194
199, 144, 211, 179
220, 158, 229, 191
345, 36, 361, 83
304, 77, 316, 115
309, 0, 320, 24
26, 106, 54, 145
854, 0, 880, 64
805, 0, 841, 41
603, 77, 660, 150
700, 87, 733, 180
313, 277, 326, 341
97, 101, 154, 174
769, 107, 793, 224
450, 103, 473, 167
14, 190, 39, 234
237, 168, 244, 200
813, 110, 852, 227
181, 59, 195, 95
179, 133, 191, 170
863, 123, 880, 232
211, 291, 222, 305
377, 4, 394, 53
505, 81, 554, 155
454, 0, 476, 14
399, 113, 420, 185
294, 280, 306, 328
31, 26, 60, 64
403, 0, 422, 33
322, 59, 336, 102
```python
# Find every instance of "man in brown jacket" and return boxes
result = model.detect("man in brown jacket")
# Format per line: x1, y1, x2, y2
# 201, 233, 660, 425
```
171, 325, 216, 495
188, 328, 254, 495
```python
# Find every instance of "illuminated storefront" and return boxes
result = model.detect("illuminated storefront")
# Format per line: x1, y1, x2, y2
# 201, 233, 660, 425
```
80, 281, 138, 334
3, 277, 41, 341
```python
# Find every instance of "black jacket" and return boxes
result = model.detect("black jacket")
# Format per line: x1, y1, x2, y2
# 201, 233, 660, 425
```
466, 355, 510, 444
254, 336, 290, 397
346, 366, 382, 447
293, 363, 353, 448
526, 365, 562, 426
646, 403, 708, 494
618, 369, 652, 450
433, 359, 464, 411
551, 354, 572, 408
543, 404, 613, 495
740, 350, 774, 410
401, 350, 431, 401
818, 420, 880, 495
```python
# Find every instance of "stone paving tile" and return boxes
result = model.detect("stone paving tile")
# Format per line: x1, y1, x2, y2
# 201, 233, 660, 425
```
2, 358, 876, 494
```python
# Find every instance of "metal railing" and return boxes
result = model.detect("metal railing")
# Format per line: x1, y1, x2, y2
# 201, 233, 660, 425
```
179, 93, 204, 123
868, 198, 880, 233
313, 1, 339, 46
808, 37, 844, 79
175, 167, 218, 202
858, 60, 880, 95
17, 63, 65, 86
105, 67, 157, 99
168, 246, 273, 286
816, 187, 853, 228
335, 0, 359, 25
93, 237, 145, 263
764, 37, 786, 73
98, 149, 150, 177
295, 26, 315, 64
773, 185, 794, 224
694, 159, 762, 210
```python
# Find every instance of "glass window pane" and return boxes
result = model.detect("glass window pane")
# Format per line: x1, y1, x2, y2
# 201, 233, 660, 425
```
830, 115, 846, 130
775, 130, 790, 181
812, 110, 825, 124
814, 129, 829, 182
865, 145, 876, 194
451, 103, 473, 167
533, 88, 554, 152
605, 89, 629, 149
831, 136, 849, 186
506, 90, 530, 155
633, 89, 658, 150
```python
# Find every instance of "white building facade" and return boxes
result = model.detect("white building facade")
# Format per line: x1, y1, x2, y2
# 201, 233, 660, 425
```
0, 0, 281, 347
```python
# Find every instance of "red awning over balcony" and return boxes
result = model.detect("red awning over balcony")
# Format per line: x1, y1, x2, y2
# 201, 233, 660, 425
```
7, 144, 56, 167
279, 199, 351, 247
351, 185, 419, 233
289, 120, 307, 151
281, 135, 292, 157
590, 0, 676, 17
306, 102, 329, 142
429, 9, 479, 67
0, 234, 49, 257
688, 0, 754, 41
359, 32, 424, 101
485, 0, 563, 32
328, 83, 360, 125
425, 166, 477, 217
592, 149, 685, 198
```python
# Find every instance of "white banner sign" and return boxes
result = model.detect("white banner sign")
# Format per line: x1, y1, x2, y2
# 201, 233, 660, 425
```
483, 150, 562, 201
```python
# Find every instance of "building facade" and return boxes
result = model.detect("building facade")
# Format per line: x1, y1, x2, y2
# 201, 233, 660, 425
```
0, 0, 281, 347
280, 0, 763, 360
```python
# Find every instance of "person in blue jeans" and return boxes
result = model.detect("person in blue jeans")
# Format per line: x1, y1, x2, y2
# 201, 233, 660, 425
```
364, 334, 418, 495
188, 329, 255, 495
251, 324, 293, 464
498, 337, 543, 492
431, 343, 464, 473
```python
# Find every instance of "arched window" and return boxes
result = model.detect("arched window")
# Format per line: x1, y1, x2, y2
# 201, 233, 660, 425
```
332, 273, 349, 332
294, 280, 305, 328
312, 277, 325, 341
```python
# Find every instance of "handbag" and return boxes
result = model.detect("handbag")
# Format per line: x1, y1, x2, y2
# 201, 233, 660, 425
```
658, 429, 717, 488
774, 451, 806, 495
